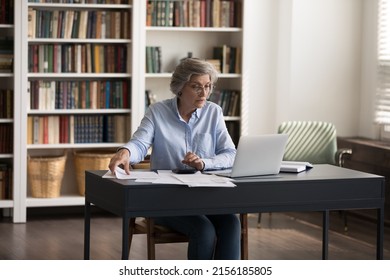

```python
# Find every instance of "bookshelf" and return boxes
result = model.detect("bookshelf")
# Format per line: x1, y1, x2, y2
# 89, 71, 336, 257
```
10, 0, 133, 223
0, 0, 14, 211
10, 0, 247, 222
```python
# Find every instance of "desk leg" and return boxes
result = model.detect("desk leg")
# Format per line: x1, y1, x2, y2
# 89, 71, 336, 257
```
122, 217, 130, 260
84, 200, 91, 260
322, 210, 329, 260
377, 207, 384, 260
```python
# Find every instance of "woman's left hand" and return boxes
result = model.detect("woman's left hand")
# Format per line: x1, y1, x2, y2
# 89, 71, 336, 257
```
182, 152, 205, 171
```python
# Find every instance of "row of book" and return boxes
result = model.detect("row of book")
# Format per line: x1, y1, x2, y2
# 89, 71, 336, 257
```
145, 44, 240, 74
0, 163, 12, 200
28, 1, 129, 4
0, 89, 13, 118
27, 114, 130, 144
28, 44, 128, 73
146, 0, 242, 28
213, 45, 241, 74
29, 80, 129, 110
208, 89, 240, 117
0, 0, 13, 25
0, 37, 13, 73
145, 46, 162, 73
0, 124, 13, 153
28, 9, 131, 39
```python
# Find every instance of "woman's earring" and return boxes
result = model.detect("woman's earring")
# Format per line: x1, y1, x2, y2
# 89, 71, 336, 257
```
178, 91, 182, 97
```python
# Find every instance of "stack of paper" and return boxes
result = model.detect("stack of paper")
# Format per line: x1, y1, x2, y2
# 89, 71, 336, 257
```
102, 167, 236, 187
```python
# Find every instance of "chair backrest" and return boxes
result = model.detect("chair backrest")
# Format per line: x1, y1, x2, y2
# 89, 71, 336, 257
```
278, 121, 337, 164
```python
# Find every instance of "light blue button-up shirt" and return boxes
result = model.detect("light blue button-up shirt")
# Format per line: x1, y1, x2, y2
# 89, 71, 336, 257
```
121, 97, 236, 170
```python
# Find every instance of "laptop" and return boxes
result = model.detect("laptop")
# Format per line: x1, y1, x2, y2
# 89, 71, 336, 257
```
206, 134, 288, 178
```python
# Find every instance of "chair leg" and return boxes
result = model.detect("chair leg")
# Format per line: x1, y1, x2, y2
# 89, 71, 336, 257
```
257, 213, 262, 228
240, 213, 248, 260
343, 211, 348, 232
258, 212, 274, 228
146, 217, 156, 260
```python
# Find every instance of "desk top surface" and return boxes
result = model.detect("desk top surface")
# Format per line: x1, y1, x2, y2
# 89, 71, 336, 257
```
87, 164, 384, 187
85, 164, 385, 216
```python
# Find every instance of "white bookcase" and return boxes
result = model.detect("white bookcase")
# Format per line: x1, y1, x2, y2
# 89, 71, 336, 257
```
11, 0, 133, 223
9, 0, 247, 223
0, 0, 15, 213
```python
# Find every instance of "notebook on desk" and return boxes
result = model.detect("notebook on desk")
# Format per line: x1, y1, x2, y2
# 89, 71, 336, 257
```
280, 161, 313, 173
205, 134, 288, 178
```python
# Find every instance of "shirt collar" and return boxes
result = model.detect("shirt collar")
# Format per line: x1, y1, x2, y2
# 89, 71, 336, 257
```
172, 96, 180, 118
172, 96, 203, 120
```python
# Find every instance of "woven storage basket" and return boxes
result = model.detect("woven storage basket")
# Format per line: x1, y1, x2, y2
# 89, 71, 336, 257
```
27, 154, 67, 198
74, 151, 114, 196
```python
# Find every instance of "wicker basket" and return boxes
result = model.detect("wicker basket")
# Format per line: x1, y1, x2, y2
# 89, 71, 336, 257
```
28, 154, 67, 198
74, 151, 115, 195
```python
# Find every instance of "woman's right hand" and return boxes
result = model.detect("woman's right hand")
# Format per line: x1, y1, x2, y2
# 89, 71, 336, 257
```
108, 148, 131, 175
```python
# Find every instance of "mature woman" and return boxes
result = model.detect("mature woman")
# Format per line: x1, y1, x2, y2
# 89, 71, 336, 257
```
108, 58, 240, 259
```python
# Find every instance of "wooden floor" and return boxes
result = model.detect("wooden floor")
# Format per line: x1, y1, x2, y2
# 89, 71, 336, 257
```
0, 208, 389, 260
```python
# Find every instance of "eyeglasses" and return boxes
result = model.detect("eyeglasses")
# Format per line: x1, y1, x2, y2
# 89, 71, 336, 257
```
187, 83, 215, 96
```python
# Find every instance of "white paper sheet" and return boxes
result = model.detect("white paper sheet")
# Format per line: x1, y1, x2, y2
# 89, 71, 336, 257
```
102, 167, 159, 180
102, 168, 236, 187
102, 170, 116, 178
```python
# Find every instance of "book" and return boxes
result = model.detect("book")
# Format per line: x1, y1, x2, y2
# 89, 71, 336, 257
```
280, 161, 313, 173
64, 10, 75, 39
28, 8, 36, 38
78, 10, 88, 39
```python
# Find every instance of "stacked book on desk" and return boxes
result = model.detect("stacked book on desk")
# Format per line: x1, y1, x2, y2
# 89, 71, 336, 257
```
280, 161, 313, 173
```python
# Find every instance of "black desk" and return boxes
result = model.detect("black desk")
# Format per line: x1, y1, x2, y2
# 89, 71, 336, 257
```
84, 164, 385, 260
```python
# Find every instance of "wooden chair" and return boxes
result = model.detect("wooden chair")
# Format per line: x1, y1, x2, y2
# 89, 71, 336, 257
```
128, 161, 249, 260
257, 121, 352, 230
129, 214, 248, 260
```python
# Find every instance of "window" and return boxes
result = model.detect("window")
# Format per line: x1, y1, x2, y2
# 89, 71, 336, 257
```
375, 0, 390, 123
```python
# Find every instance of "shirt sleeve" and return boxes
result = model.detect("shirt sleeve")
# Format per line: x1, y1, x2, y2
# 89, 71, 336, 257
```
201, 108, 236, 170
120, 108, 154, 164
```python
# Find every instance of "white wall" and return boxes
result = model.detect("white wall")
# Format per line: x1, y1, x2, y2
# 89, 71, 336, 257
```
242, 0, 279, 135
359, 0, 379, 139
245, 0, 370, 138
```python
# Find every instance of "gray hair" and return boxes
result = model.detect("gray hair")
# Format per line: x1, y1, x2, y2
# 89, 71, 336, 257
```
170, 58, 218, 96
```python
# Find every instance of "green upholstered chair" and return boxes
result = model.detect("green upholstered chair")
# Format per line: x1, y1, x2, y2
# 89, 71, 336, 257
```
257, 121, 352, 230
